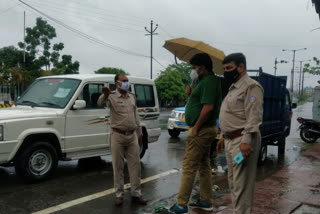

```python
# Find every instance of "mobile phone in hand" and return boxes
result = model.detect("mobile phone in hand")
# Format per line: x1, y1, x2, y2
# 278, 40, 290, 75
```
233, 152, 244, 164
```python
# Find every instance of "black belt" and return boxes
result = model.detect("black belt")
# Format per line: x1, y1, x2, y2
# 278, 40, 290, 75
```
112, 128, 135, 136
223, 128, 244, 140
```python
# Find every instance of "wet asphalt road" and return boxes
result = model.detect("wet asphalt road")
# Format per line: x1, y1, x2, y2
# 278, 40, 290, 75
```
0, 102, 314, 214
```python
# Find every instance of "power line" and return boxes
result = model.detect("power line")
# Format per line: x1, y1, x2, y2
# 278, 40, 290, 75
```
158, 26, 175, 39
31, 3, 145, 33
17, 0, 149, 58
37, 0, 146, 23
29, 0, 146, 28
0, 3, 20, 16
152, 57, 166, 69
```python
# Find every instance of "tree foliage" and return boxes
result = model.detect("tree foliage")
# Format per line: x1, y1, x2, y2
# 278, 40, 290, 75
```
155, 67, 186, 103
17, 17, 79, 74
0, 17, 80, 99
94, 67, 129, 75
304, 57, 320, 76
0, 46, 37, 85
167, 62, 192, 86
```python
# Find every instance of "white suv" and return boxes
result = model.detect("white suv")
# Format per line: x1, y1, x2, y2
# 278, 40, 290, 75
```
0, 74, 161, 182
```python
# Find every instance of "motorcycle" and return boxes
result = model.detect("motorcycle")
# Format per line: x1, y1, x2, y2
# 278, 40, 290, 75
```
297, 117, 320, 143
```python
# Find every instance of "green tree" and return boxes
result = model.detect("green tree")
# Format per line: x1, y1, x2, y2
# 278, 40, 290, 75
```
304, 57, 320, 76
0, 46, 36, 85
168, 62, 192, 86
18, 17, 79, 74
155, 67, 186, 106
0, 46, 37, 99
94, 67, 129, 75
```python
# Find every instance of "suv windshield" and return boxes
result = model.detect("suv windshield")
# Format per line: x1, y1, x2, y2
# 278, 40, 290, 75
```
16, 78, 81, 108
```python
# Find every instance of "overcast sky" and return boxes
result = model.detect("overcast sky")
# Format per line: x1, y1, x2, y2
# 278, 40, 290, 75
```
1, 0, 319, 88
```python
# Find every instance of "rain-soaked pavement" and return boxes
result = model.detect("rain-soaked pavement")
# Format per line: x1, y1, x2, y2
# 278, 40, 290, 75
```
0, 102, 317, 214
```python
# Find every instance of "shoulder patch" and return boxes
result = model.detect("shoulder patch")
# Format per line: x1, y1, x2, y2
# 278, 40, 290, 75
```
249, 96, 256, 104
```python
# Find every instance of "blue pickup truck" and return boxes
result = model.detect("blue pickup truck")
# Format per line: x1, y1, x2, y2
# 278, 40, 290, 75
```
168, 68, 296, 164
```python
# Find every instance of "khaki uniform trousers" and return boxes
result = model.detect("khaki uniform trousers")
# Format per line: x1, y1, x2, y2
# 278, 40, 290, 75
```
225, 133, 261, 214
177, 126, 217, 207
110, 131, 141, 198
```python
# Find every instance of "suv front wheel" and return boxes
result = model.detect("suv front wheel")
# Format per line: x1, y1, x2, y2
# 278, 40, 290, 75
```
168, 128, 181, 138
15, 141, 58, 183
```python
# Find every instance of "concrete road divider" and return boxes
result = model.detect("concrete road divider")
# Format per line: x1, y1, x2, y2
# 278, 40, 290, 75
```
0, 104, 12, 108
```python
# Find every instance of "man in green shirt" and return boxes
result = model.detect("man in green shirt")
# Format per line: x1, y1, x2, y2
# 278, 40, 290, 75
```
170, 53, 222, 214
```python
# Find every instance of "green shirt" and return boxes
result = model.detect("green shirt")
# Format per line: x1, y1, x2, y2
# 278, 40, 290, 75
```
185, 73, 222, 127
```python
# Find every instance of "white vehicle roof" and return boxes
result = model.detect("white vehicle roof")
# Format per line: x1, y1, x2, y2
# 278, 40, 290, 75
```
38, 74, 154, 85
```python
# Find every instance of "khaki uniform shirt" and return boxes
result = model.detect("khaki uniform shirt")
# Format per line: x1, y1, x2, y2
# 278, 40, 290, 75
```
219, 73, 264, 145
97, 89, 142, 136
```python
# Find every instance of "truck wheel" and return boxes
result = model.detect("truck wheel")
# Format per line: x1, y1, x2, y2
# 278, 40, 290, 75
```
300, 128, 317, 143
278, 136, 286, 154
139, 133, 147, 159
14, 141, 58, 183
168, 129, 181, 138
258, 144, 267, 166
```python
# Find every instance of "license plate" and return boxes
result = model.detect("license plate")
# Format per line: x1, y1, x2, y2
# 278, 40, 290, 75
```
175, 121, 187, 126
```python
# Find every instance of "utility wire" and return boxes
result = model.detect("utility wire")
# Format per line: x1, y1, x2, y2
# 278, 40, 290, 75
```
0, 3, 20, 15
158, 26, 175, 39
152, 57, 166, 69
17, 0, 149, 58
32, 3, 145, 33
30, 0, 145, 28
38, 0, 146, 23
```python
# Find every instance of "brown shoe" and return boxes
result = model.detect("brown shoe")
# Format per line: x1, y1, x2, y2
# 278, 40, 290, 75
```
131, 196, 148, 205
115, 197, 123, 206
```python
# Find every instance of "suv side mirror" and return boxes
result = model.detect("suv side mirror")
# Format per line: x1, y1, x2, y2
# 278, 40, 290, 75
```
292, 103, 297, 109
73, 100, 86, 110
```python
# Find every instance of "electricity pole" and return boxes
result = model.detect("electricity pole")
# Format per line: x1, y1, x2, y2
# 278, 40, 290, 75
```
23, 11, 26, 64
145, 20, 158, 79
274, 58, 287, 76
282, 48, 307, 94
299, 59, 311, 96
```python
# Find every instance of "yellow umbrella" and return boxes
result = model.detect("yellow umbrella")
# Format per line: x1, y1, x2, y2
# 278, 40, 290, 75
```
163, 37, 225, 75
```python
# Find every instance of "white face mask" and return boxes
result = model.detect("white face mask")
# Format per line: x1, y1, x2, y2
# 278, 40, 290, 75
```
118, 81, 130, 91
190, 69, 199, 81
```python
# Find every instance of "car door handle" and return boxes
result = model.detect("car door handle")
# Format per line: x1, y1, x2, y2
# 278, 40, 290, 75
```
99, 116, 108, 119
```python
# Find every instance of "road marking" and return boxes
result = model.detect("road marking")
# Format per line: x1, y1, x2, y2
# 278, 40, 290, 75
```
32, 169, 180, 214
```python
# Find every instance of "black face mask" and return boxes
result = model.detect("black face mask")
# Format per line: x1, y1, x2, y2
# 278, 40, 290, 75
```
224, 67, 240, 83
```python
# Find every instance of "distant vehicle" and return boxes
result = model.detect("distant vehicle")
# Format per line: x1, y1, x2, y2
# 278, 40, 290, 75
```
167, 107, 188, 138
167, 107, 221, 159
0, 74, 161, 182
297, 117, 320, 143
167, 107, 220, 138
248, 68, 296, 165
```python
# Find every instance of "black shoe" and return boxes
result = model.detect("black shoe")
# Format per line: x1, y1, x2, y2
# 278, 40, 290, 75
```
114, 197, 123, 206
189, 199, 213, 211
131, 196, 148, 205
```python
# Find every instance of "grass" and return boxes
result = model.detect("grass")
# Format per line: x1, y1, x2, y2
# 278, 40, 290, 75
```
301, 142, 317, 152
296, 93, 309, 105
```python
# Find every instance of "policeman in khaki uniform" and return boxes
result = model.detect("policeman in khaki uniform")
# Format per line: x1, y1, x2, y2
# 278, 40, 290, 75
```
97, 74, 147, 206
217, 53, 263, 214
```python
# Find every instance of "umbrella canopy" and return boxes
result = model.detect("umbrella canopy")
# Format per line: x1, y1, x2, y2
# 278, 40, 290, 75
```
163, 37, 225, 75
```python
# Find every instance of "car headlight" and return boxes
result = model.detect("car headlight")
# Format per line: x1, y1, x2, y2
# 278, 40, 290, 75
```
0, 125, 3, 141
170, 111, 175, 118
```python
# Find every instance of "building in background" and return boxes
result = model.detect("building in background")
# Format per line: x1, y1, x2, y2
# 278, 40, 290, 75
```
0, 84, 12, 104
